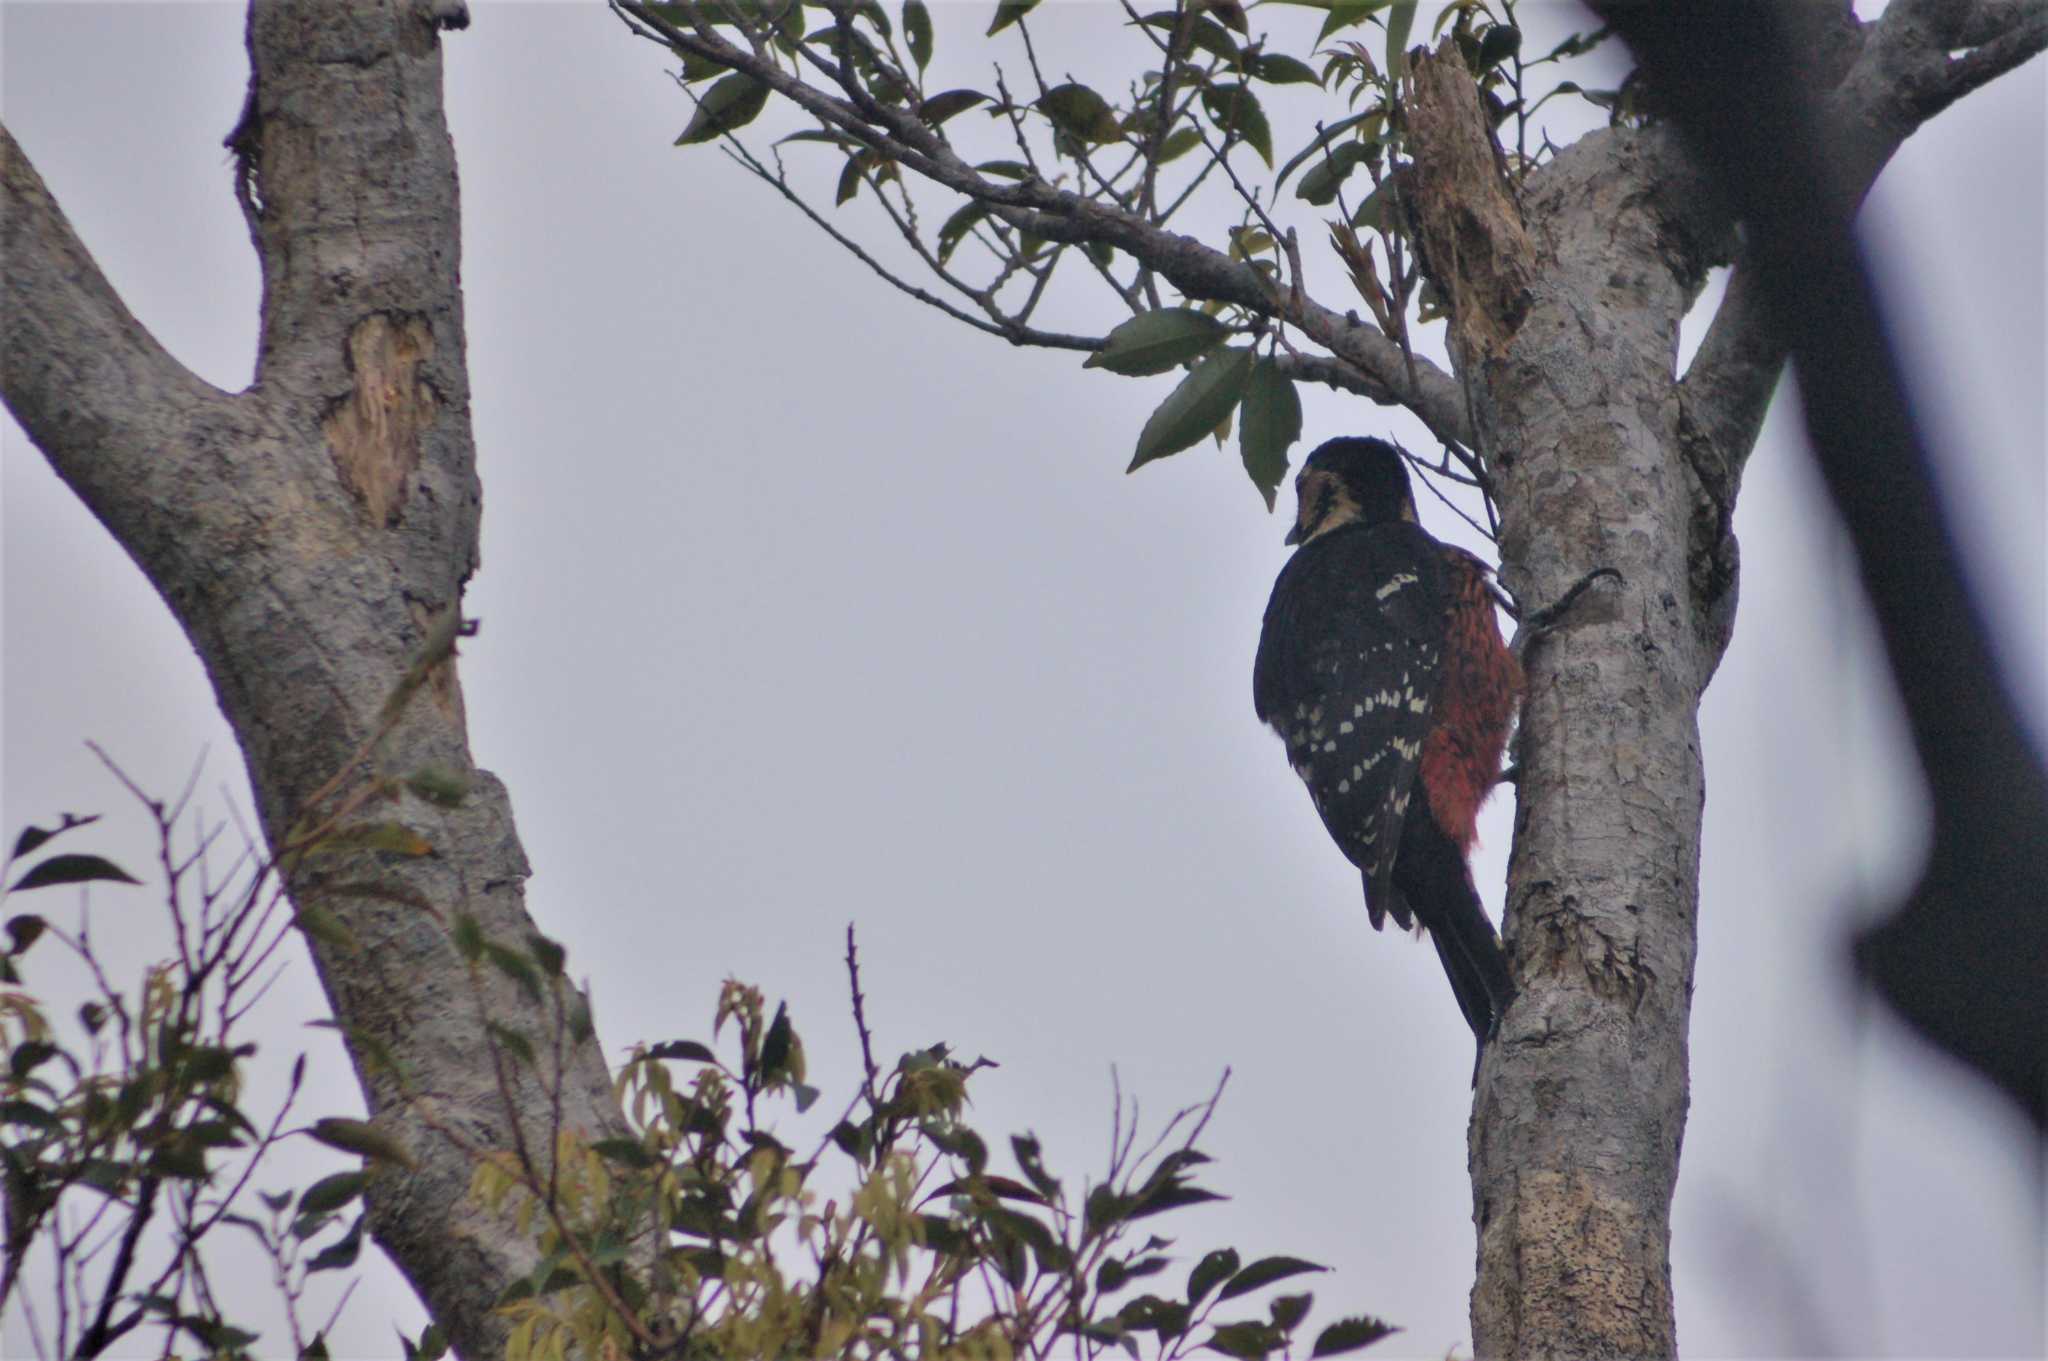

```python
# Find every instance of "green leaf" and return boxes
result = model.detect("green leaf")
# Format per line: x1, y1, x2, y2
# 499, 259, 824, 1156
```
298, 1170, 367, 1216
306, 822, 432, 858
8, 853, 141, 893
310, 1117, 417, 1168
1269, 1292, 1314, 1332
1128, 1181, 1228, 1219
5, 914, 47, 955
1295, 142, 1369, 206
937, 201, 989, 265
759, 1002, 794, 1077
6, 1041, 56, 1081
649, 1038, 718, 1063
1139, 12, 1240, 65
1038, 82, 1122, 144
1187, 1247, 1239, 1305
1248, 52, 1320, 85
10, 814, 98, 861
837, 155, 867, 206
674, 73, 770, 145
675, 46, 731, 84
1318, 0, 1387, 45
485, 942, 542, 1004
1131, 346, 1254, 471
1011, 1133, 1063, 1201
525, 933, 565, 977
292, 904, 357, 951
1201, 84, 1272, 166
593, 1137, 658, 1168
778, 128, 860, 148
1477, 23, 1521, 72
1350, 178, 1395, 230
976, 159, 1034, 179
1085, 308, 1229, 376
1084, 1184, 1127, 1233
1275, 110, 1374, 191
904, 0, 933, 70
1157, 126, 1203, 163
1121, 1292, 1195, 1338
306, 1214, 366, 1272
1207, 1320, 1285, 1358
488, 1021, 536, 1068
1311, 1315, 1400, 1356
451, 913, 484, 963
1220, 1254, 1327, 1300
1239, 359, 1301, 510
404, 765, 470, 807
920, 89, 988, 126
1384, 1, 1418, 85
986, 0, 1040, 37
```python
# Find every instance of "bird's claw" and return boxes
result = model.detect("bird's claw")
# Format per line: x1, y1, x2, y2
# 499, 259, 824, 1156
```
1511, 566, 1622, 650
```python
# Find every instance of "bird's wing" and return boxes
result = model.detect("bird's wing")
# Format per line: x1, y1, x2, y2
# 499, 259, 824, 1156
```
1255, 523, 1448, 927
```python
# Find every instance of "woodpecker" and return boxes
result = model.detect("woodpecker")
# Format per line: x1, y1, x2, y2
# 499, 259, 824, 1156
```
1254, 437, 1521, 1056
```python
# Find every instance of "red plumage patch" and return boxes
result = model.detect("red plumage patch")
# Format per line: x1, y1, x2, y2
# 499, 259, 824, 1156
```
1421, 553, 1523, 851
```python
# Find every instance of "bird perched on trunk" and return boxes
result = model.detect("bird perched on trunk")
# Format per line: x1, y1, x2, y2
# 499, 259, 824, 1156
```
1254, 436, 1521, 1058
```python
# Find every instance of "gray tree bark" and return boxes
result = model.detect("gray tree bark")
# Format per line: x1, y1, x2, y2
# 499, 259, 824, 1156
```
1, 3, 620, 1355
1397, 4, 2044, 1353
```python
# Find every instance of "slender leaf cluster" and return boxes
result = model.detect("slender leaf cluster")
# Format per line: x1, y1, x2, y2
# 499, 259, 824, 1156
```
1, 793, 388, 1360
465, 939, 1399, 1360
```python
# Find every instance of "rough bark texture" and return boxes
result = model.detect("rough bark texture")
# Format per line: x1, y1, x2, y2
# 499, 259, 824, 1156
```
1395, 11, 2044, 1352
1405, 45, 1721, 1356
1, 4, 621, 1355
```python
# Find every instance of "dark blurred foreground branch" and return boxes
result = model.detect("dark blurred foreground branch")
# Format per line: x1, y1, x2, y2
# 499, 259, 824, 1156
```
1600, 0, 2048, 1129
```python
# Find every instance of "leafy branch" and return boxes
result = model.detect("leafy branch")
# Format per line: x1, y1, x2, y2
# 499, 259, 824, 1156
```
613, 0, 1620, 513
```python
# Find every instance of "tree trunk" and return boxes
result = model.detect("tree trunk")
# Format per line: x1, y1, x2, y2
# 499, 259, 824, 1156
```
1460, 124, 1720, 1357
1403, 50, 1724, 1353
1399, 9, 2045, 1346
1, 3, 621, 1354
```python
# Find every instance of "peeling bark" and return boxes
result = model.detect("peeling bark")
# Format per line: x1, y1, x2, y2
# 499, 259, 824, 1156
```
326, 313, 438, 528
1405, 46, 1534, 371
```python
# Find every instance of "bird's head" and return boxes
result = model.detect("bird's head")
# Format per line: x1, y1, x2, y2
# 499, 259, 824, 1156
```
1284, 437, 1418, 546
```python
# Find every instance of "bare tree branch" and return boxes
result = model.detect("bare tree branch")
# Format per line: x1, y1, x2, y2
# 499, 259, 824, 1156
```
1, 124, 236, 544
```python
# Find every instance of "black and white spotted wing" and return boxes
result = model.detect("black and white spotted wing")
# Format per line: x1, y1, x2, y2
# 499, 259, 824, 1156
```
1254, 521, 1449, 929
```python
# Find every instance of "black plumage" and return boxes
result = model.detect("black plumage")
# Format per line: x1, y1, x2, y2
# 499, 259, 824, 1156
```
1254, 438, 1517, 1059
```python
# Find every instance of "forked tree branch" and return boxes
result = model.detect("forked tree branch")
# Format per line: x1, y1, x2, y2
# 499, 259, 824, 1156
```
1676, 0, 2047, 501
612, 0, 1474, 447
1606, 0, 2048, 1128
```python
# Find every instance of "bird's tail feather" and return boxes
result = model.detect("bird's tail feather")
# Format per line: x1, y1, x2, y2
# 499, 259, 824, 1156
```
1389, 817, 1516, 1073
1428, 917, 1499, 1048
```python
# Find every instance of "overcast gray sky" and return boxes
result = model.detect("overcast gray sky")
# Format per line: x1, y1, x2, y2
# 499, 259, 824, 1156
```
3, 2, 2043, 1357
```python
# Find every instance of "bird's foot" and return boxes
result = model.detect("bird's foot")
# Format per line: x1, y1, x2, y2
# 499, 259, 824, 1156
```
1508, 566, 1622, 655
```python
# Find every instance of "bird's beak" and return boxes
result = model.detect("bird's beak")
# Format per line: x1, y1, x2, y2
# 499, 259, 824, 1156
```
1284, 522, 1305, 546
